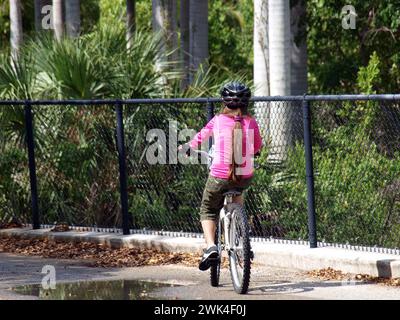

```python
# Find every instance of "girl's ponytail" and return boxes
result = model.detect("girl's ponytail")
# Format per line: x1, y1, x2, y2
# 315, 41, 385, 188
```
228, 112, 244, 182
219, 82, 251, 181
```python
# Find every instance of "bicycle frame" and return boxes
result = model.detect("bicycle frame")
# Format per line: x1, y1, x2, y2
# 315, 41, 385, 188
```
219, 194, 235, 252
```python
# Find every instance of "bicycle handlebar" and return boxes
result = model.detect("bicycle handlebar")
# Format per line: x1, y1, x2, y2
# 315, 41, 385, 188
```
189, 148, 260, 158
190, 149, 213, 159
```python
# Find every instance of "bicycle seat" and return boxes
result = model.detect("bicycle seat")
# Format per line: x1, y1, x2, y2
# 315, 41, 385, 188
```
223, 189, 242, 197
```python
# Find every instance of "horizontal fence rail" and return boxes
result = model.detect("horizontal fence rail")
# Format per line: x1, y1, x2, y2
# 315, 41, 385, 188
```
1, 95, 399, 253
2, 93, 400, 106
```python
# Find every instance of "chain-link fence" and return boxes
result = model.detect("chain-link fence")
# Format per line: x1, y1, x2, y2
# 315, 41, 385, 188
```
123, 100, 307, 239
31, 104, 120, 228
0, 96, 399, 251
247, 101, 306, 239
124, 102, 208, 233
311, 99, 400, 248
0, 105, 30, 226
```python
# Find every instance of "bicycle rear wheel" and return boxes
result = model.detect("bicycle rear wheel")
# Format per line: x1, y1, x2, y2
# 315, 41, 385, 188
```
210, 217, 222, 287
227, 203, 251, 294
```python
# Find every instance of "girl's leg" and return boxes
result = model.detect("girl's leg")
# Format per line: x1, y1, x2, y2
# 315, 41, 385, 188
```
200, 177, 225, 248
201, 220, 217, 248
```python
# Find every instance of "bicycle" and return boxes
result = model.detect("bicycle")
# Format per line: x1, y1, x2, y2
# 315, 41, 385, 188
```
190, 148, 254, 294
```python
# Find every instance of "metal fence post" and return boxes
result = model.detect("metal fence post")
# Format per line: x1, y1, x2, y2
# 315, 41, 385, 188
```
115, 102, 130, 235
206, 99, 214, 150
24, 101, 40, 229
302, 98, 318, 248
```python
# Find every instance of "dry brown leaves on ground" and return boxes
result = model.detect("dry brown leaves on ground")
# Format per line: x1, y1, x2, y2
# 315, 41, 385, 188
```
307, 267, 350, 280
307, 267, 400, 287
50, 223, 70, 232
0, 222, 23, 229
0, 237, 228, 268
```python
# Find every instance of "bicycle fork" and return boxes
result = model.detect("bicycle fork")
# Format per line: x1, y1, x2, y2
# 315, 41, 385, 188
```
219, 200, 255, 261
219, 199, 233, 253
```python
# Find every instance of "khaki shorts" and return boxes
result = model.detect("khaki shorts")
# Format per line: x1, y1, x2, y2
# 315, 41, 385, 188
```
199, 175, 253, 221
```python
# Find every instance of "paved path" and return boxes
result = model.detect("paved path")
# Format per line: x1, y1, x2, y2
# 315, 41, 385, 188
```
3, 228, 400, 278
0, 253, 399, 300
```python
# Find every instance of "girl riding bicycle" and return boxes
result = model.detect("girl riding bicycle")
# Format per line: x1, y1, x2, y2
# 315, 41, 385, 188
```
182, 82, 263, 271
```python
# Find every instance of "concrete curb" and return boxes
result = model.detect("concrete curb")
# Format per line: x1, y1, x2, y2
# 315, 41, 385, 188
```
1, 228, 399, 278
0, 228, 205, 253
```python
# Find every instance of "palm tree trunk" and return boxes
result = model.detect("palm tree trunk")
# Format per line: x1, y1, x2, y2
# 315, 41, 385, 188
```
170, 0, 178, 61
34, 0, 52, 31
268, 0, 291, 162
52, 0, 64, 41
65, 0, 80, 38
126, 0, 136, 48
189, 0, 208, 82
10, 0, 23, 62
180, 0, 190, 89
253, 0, 269, 139
290, 0, 307, 142
35, 0, 42, 31
152, 0, 178, 62
37, 0, 53, 31
291, 0, 307, 95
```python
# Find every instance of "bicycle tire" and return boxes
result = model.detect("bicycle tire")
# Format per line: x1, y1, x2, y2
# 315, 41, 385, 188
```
210, 217, 222, 287
227, 203, 251, 294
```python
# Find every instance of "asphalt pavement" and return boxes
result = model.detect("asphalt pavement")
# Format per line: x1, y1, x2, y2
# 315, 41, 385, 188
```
0, 252, 399, 300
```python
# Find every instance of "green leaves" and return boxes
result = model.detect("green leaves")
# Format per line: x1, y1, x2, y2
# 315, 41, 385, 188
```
308, 0, 400, 94
0, 53, 37, 100
357, 51, 381, 94
208, 0, 253, 74
0, 25, 172, 100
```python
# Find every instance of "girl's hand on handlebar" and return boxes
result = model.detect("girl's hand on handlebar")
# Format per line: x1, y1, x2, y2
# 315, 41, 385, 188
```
178, 144, 191, 157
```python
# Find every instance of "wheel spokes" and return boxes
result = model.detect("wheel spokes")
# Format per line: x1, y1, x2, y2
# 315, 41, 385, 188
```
227, 205, 251, 294
231, 213, 246, 277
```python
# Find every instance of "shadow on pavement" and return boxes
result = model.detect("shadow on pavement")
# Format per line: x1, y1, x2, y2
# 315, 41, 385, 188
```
248, 279, 368, 295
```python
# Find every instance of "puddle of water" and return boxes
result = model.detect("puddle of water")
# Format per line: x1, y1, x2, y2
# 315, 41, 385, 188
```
13, 280, 176, 300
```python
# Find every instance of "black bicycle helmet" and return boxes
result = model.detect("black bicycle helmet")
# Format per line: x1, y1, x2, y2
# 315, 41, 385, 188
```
220, 81, 251, 109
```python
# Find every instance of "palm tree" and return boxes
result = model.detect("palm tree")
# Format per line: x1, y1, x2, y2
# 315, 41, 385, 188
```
152, 0, 178, 62
180, 0, 190, 88
65, 0, 80, 38
34, 0, 52, 32
53, 0, 64, 41
268, 0, 291, 162
253, 0, 269, 139
126, 0, 136, 48
290, 0, 307, 142
189, 0, 208, 82
35, 0, 42, 31
291, 0, 307, 96
10, 0, 23, 62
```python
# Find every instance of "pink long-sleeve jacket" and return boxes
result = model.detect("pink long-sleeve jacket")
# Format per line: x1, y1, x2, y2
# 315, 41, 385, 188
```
189, 114, 263, 179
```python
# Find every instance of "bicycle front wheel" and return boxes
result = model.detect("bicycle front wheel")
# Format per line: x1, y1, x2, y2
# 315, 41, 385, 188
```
210, 217, 222, 287
227, 203, 251, 294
